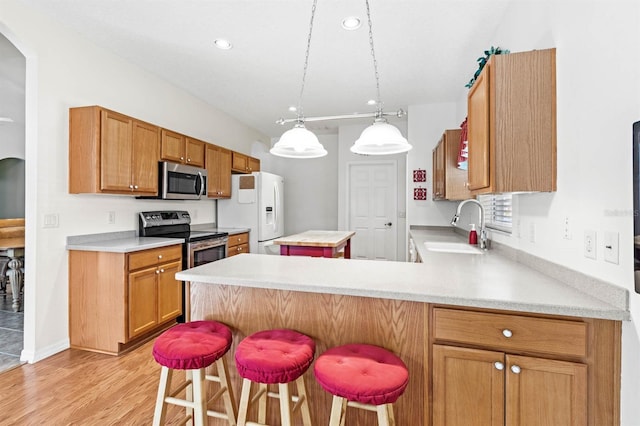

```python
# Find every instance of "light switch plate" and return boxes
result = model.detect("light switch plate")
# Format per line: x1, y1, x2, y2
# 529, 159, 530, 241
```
604, 231, 619, 264
584, 230, 596, 260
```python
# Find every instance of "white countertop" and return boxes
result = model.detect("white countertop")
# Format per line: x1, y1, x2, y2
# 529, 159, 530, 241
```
177, 239, 629, 321
66, 235, 184, 253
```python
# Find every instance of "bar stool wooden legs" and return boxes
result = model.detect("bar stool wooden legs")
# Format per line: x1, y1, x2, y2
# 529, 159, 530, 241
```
314, 344, 409, 426
234, 329, 315, 426
152, 321, 237, 426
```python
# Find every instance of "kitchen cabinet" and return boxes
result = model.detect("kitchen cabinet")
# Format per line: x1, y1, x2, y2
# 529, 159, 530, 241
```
68, 244, 182, 355
205, 144, 232, 198
231, 151, 260, 173
227, 232, 249, 256
432, 129, 470, 200
69, 106, 160, 195
467, 48, 556, 194
160, 129, 206, 167
431, 307, 597, 426
127, 246, 183, 339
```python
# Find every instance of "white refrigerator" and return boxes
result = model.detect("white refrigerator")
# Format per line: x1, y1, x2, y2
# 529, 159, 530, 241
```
217, 171, 284, 254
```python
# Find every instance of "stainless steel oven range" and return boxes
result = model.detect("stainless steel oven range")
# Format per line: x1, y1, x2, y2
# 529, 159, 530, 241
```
138, 210, 228, 321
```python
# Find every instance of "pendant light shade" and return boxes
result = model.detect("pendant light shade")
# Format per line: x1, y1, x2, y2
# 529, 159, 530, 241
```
270, 122, 327, 159
350, 119, 412, 155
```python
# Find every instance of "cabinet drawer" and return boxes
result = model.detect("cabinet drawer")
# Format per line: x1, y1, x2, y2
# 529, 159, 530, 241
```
433, 308, 587, 358
228, 232, 249, 247
128, 245, 182, 271
228, 243, 249, 257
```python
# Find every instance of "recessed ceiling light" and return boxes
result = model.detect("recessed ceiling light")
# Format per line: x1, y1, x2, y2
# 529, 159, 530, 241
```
342, 17, 361, 30
214, 39, 232, 50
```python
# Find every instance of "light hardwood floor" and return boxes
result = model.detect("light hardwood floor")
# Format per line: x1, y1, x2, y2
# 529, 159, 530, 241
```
0, 339, 192, 425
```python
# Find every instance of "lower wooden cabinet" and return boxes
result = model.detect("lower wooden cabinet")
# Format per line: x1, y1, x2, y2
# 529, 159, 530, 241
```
227, 232, 249, 256
430, 306, 618, 426
69, 244, 183, 355
432, 345, 587, 426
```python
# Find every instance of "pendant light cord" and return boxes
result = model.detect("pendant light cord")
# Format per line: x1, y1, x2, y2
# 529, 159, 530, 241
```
296, 0, 318, 122
365, 0, 383, 115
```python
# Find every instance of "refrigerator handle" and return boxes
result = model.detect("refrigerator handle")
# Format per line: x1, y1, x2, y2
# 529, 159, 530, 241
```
273, 182, 279, 231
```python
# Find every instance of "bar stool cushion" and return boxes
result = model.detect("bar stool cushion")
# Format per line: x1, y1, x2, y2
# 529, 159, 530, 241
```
314, 343, 409, 405
153, 320, 232, 370
235, 329, 315, 384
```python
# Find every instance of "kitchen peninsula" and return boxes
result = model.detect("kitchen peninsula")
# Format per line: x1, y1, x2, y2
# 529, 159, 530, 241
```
177, 239, 628, 425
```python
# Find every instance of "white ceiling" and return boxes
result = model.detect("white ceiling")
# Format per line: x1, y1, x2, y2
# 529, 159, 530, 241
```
18, 0, 513, 138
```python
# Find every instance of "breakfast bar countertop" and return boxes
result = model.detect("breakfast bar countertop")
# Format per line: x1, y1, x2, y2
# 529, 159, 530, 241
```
177, 236, 630, 321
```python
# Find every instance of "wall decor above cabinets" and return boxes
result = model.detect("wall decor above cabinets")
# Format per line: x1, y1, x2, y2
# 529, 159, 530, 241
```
467, 48, 557, 194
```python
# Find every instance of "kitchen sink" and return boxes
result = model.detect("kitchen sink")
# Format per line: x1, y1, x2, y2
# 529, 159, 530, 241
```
424, 241, 484, 254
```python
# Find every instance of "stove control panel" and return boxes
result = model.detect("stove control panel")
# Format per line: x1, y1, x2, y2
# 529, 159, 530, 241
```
139, 210, 191, 228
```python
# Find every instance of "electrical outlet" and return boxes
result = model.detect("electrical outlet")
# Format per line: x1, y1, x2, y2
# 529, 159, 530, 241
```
563, 216, 572, 240
604, 231, 619, 264
43, 213, 59, 228
584, 230, 597, 259
108, 211, 116, 224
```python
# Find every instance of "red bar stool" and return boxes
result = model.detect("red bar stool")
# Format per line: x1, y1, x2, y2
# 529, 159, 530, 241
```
235, 329, 315, 426
152, 321, 237, 426
314, 344, 409, 426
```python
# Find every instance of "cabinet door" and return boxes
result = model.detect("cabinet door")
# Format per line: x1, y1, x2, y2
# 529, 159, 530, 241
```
100, 110, 133, 192
248, 156, 260, 172
128, 266, 159, 339
131, 120, 160, 194
467, 66, 491, 192
433, 345, 504, 426
218, 147, 232, 196
505, 355, 587, 426
157, 260, 182, 323
206, 144, 232, 198
232, 151, 248, 172
185, 138, 205, 167
161, 129, 186, 163
432, 141, 445, 200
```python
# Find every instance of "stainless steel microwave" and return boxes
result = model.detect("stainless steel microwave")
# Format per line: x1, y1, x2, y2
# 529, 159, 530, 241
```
139, 161, 208, 200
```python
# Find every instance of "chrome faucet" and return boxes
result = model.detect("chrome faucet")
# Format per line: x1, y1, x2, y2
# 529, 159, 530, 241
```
451, 199, 488, 249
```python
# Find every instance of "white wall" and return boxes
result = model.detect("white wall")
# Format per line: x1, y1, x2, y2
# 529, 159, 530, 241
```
266, 134, 339, 235
0, 0, 268, 362
406, 1, 640, 423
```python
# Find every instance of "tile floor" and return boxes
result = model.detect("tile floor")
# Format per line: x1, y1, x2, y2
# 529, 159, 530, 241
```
0, 288, 24, 373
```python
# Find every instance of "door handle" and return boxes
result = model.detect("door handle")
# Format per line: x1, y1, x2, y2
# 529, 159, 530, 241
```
385, 222, 393, 227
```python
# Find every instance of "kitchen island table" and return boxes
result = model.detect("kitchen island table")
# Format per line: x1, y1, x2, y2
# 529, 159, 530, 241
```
273, 230, 355, 258
177, 251, 627, 425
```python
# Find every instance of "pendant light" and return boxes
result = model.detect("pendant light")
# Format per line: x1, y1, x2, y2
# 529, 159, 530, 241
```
273, 0, 411, 158
271, 0, 327, 159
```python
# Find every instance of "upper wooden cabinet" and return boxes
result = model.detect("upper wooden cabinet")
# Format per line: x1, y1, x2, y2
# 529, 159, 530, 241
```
467, 48, 556, 194
206, 144, 232, 198
160, 129, 205, 167
231, 151, 260, 174
69, 106, 160, 195
432, 129, 470, 201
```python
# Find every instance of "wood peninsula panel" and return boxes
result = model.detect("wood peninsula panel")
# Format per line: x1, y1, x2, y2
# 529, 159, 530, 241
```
190, 283, 427, 425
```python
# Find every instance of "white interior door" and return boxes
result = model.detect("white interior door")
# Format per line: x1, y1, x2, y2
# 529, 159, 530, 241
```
348, 162, 397, 261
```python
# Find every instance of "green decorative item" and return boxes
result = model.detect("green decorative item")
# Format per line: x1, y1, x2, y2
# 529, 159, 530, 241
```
465, 46, 510, 88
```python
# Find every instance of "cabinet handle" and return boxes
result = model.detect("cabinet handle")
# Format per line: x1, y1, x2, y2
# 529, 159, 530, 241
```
187, 158, 191, 162
155, 269, 160, 274
129, 185, 134, 189
502, 329, 513, 338
160, 268, 165, 273
180, 156, 184, 161
510, 365, 521, 374
134, 185, 139, 189
158, 255, 163, 259
494, 361, 504, 371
